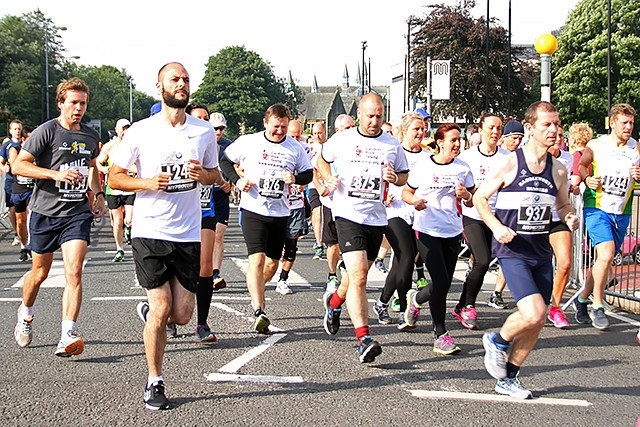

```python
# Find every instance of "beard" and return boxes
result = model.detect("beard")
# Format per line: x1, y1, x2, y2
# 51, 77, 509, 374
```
162, 87, 189, 109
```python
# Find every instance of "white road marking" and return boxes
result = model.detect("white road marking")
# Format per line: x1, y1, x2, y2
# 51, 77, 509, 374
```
12, 259, 87, 288
411, 390, 592, 406
92, 296, 146, 301
606, 311, 640, 327
206, 373, 303, 383
233, 257, 312, 289
218, 333, 287, 374
0, 298, 23, 302
211, 302, 245, 316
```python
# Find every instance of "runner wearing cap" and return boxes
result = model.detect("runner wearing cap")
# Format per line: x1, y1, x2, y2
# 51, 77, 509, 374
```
96, 118, 134, 262
208, 112, 233, 290
488, 120, 524, 310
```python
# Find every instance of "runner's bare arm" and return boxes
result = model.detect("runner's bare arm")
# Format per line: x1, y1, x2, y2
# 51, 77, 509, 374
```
12, 148, 81, 184
108, 164, 171, 192
473, 155, 518, 244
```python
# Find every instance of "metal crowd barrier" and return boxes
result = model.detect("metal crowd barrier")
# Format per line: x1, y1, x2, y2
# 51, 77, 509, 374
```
566, 190, 640, 309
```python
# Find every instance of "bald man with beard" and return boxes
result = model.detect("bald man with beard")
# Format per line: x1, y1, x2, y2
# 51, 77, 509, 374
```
108, 62, 221, 410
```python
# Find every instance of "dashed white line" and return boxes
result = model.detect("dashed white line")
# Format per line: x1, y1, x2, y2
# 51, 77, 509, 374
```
411, 390, 592, 406
217, 333, 287, 374
206, 373, 303, 383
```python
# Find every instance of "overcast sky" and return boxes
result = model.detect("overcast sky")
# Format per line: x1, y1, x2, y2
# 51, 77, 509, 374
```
5, 0, 582, 97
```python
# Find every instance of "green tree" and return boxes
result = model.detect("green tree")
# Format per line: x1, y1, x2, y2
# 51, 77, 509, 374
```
71, 64, 156, 139
193, 45, 303, 140
553, 0, 640, 135
0, 10, 64, 127
410, 0, 535, 123
0, 10, 155, 138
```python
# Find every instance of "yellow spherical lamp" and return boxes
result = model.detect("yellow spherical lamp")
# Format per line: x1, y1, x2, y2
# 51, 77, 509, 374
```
535, 34, 558, 55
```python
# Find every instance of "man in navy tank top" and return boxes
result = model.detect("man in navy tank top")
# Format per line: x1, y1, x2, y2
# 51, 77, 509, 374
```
473, 101, 579, 399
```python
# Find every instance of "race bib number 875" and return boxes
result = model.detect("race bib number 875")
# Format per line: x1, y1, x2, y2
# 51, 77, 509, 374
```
348, 174, 381, 200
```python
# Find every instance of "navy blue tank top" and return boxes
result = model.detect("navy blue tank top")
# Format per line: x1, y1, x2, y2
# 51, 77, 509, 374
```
492, 149, 557, 259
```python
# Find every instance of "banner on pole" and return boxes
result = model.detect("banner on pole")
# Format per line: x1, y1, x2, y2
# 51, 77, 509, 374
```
432, 60, 450, 100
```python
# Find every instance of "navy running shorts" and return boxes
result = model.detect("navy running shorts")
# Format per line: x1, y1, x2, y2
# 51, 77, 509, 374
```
28, 210, 93, 254
213, 188, 230, 226
498, 257, 553, 304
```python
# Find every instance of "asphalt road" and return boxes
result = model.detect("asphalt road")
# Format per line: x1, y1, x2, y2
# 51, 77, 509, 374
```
1, 208, 639, 426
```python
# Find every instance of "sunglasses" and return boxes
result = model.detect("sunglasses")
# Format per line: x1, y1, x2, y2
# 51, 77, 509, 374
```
214, 126, 226, 131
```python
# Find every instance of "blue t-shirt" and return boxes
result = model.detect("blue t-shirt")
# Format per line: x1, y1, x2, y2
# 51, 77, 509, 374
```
1, 138, 21, 191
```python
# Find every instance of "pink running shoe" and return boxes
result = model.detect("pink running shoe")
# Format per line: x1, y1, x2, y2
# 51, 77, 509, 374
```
548, 306, 569, 329
452, 306, 478, 330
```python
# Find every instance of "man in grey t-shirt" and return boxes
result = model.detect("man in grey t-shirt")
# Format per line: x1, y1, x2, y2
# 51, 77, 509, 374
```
11, 77, 106, 358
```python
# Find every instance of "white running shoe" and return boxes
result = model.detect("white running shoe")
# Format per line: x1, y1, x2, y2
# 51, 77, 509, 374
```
14, 311, 33, 348
275, 280, 293, 295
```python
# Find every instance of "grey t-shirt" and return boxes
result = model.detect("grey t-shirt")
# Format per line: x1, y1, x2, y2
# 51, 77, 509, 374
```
23, 119, 100, 217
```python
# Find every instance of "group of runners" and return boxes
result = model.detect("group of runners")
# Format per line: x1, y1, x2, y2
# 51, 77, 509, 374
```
6, 61, 640, 410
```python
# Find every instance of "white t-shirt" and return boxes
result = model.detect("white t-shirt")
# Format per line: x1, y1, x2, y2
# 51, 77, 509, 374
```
224, 131, 312, 217
386, 147, 431, 225
551, 149, 573, 221
408, 155, 474, 238
457, 145, 509, 220
311, 153, 335, 210
321, 127, 409, 226
111, 114, 219, 242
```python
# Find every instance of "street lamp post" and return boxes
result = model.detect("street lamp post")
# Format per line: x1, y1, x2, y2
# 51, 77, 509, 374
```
129, 78, 133, 123
485, 0, 490, 111
361, 41, 367, 96
45, 26, 68, 120
535, 34, 558, 102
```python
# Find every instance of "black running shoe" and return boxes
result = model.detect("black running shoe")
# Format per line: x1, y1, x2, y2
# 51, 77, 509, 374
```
194, 324, 217, 343
253, 310, 271, 334
18, 249, 30, 262
144, 381, 169, 410
358, 336, 382, 363
323, 292, 341, 335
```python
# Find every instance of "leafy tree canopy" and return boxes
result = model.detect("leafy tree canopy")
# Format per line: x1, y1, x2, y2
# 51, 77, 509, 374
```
0, 10, 156, 139
553, 0, 640, 135
193, 45, 304, 140
411, 0, 536, 123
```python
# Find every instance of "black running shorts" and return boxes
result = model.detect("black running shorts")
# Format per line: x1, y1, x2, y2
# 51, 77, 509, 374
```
132, 238, 200, 293
335, 217, 384, 261
240, 209, 288, 260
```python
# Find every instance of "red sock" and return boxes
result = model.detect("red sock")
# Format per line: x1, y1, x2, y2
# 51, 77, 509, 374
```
330, 293, 346, 309
354, 326, 370, 343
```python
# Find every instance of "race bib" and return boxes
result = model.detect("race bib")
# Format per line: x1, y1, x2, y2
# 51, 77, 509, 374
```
258, 170, 285, 199
601, 174, 630, 197
516, 203, 551, 234
288, 184, 303, 202
56, 165, 89, 202
16, 175, 35, 187
161, 160, 197, 193
348, 172, 381, 200
200, 184, 212, 209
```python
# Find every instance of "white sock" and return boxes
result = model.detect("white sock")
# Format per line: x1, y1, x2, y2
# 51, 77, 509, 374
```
61, 320, 76, 336
117, 246, 124, 252
19, 303, 34, 319
147, 376, 163, 387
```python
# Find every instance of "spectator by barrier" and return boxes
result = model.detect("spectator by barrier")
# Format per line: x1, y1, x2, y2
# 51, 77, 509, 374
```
566, 190, 640, 309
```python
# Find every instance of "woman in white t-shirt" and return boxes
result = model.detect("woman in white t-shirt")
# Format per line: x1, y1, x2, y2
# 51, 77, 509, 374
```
402, 123, 474, 355
372, 112, 431, 330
